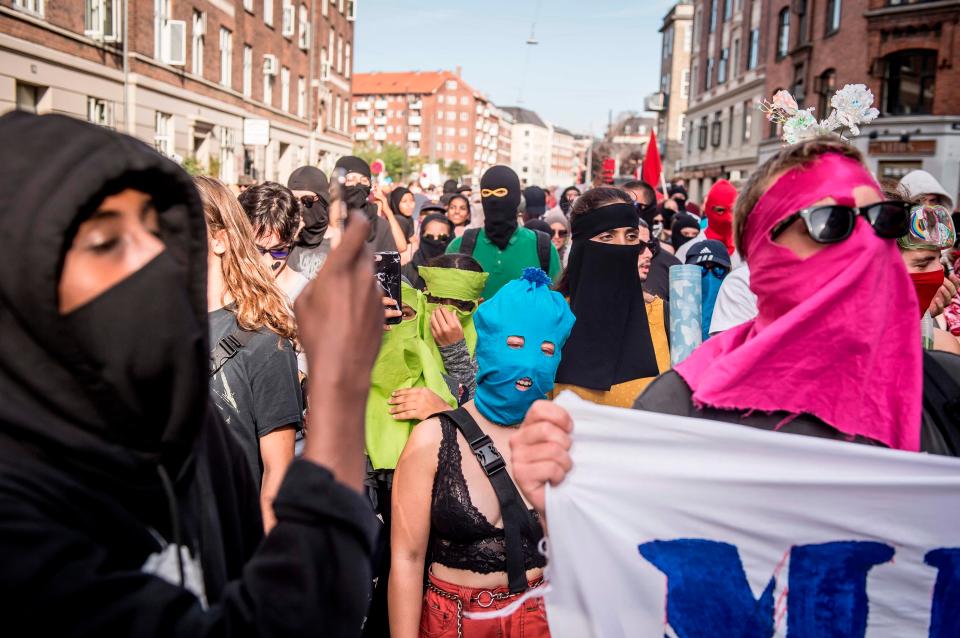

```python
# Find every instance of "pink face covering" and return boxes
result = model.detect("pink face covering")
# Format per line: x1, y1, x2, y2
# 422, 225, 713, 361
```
675, 153, 922, 451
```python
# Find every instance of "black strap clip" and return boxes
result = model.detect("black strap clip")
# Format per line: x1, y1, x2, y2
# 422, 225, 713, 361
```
219, 334, 243, 357
471, 435, 505, 476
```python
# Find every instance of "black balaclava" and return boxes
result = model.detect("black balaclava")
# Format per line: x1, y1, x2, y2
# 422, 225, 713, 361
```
0, 112, 209, 488
559, 186, 580, 216
416, 213, 455, 263
334, 155, 373, 213
671, 213, 701, 252
480, 165, 521, 250
555, 203, 660, 391
522, 186, 547, 221
389, 186, 415, 240
288, 166, 330, 248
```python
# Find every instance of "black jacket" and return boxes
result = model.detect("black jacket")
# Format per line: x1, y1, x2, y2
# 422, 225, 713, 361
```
0, 112, 377, 635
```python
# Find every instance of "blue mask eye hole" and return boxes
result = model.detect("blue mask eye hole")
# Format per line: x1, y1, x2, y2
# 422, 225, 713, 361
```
506, 336, 525, 349
541, 341, 556, 357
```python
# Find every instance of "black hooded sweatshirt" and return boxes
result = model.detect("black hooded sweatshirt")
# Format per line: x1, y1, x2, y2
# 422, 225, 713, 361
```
0, 112, 376, 636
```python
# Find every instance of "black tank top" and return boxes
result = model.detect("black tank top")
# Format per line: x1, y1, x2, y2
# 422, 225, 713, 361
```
429, 418, 546, 574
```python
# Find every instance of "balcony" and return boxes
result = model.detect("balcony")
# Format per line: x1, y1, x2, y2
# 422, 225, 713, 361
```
354, 131, 370, 141
409, 100, 423, 110
475, 120, 483, 130
355, 100, 371, 111
374, 99, 388, 109
373, 116, 387, 125
409, 115, 422, 126
474, 150, 482, 161
476, 104, 483, 115
490, 125, 499, 136
408, 146, 421, 156
354, 116, 370, 126
482, 121, 491, 132
475, 135, 482, 145
373, 130, 386, 141
408, 131, 421, 141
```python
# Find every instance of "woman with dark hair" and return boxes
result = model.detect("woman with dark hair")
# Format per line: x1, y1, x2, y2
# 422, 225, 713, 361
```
402, 213, 455, 290
554, 187, 670, 407
388, 186, 417, 244
446, 193, 472, 237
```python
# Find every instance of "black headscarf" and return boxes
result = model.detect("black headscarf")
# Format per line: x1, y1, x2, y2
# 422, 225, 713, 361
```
555, 203, 660, 390
671, 213, 701, 252
288, 166, 330, 248
334, 155, 373, 214
446, 193, 472, 227
0, 112, 209, 487
480, 165, 521, 250
389, 186, 415, 240
559, 186, 580, 216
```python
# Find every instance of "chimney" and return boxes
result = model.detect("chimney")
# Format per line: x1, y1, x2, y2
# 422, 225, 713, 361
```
455, 65, 462, 78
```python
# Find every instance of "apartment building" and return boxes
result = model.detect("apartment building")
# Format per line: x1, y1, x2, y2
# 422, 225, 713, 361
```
759, 0, 960, 197
648, 1, 694, 178
350, 68, 499, 182
548, 126, 578, 187
679, 0, 767, 202
494, 105, 513, 168
500, 106, 550, 187
0, 0, 355, 183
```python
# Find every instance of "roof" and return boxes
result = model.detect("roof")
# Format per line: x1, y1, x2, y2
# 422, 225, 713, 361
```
500, 106, 547, 128
352, 71, 460, 95
553, 126, 574, 137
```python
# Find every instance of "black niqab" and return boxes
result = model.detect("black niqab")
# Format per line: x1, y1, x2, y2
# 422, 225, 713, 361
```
480, 165, 521, 250
555, 203, 660, 390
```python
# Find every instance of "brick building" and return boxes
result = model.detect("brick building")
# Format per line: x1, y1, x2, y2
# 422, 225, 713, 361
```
679, 0, 767, 202
1, 0, 355, 184
758, 0, 960, 198
350, 69, 499, 182
649, 0, 694, 178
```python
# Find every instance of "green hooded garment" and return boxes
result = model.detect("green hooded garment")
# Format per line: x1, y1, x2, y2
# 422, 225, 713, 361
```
418, 266, 489, 372
365, 283, 457, 470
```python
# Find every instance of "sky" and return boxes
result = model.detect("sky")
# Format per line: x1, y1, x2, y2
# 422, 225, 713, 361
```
354, 0, 677, 137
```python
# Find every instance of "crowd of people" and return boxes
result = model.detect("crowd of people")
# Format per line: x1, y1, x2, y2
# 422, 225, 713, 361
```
1, 108, 960, 637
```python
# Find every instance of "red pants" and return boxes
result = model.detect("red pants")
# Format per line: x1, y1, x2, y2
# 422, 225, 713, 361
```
419, 573, 551, 638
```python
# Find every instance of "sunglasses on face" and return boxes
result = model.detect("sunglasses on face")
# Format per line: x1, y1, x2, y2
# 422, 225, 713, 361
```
423, 233, 450, 242
701, 264, 730, 278
640, 239, 660, 255
255, 244, 292, 260
553, 229, 569, 238
770, 200, 910, 244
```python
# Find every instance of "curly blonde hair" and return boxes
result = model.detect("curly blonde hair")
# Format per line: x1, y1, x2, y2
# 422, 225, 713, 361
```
194, 176, 298, 343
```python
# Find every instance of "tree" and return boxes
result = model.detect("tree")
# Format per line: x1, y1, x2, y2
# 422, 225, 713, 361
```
352, 143, 412, 181
446, 160, 468, 181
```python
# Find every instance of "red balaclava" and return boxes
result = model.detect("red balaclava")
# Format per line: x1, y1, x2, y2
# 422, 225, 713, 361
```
704, 179, 738, 255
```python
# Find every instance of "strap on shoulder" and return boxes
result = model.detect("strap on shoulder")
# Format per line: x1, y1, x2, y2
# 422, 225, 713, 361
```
534, 229, 551, 273
435, 407, 538, 593
460, 228, 480, 256
209, 328, 258, 377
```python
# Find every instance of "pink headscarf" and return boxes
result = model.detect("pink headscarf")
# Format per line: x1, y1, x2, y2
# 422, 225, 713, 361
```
675, 153, 922, 451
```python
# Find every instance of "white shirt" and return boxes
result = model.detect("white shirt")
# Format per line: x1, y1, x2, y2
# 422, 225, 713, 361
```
709, 264, 757, 334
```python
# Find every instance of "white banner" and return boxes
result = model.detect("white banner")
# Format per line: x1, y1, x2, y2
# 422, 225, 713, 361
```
544, 392, 960, 638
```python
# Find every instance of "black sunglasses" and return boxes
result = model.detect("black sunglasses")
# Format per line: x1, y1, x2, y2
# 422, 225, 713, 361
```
640, 239, 660, 255
770, 200, 910, 244
701, 264, 730, 278
553, 228, 569, 238
255, 244, 292, 260
423, 233, 450, 242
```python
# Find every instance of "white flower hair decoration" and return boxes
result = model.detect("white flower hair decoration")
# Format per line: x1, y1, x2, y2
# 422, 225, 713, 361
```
759, 84, 879, 145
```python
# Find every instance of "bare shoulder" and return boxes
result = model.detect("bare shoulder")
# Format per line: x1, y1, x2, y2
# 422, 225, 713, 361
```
397, 417, 445, 467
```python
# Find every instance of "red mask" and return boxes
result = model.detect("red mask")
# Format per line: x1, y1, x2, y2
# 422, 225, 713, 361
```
909, 268, 945, 316
704, 179, 738, 255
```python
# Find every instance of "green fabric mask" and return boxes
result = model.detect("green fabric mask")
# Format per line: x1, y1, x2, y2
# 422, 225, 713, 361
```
418, 267, 488, 372
365, 283, 456, 470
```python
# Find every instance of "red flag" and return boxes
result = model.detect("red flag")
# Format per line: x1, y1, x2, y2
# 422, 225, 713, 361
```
641, 129, 663, 192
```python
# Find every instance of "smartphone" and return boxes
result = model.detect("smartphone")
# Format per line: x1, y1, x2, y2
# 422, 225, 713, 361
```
374, 251, 402, 325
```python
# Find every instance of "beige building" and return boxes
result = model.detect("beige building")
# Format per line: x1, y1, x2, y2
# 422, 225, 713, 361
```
680, 0, 767, 202
547, 126, 577, 187
648, 1, 694, 178
494, 105, 513, 168
501, 106, 549, 187
0, 0, 355, 185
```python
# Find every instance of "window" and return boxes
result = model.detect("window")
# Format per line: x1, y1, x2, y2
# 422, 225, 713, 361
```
13, 0, 43, 16
154, 112, 174, 156
15, 82, 44, 113
345, 44, 351, 79
335, 95, 341, 130
322, 0, 328, 15
446, 80, 458, 90
697, 116, 708, 150
280, 67, 290, 111
437, 110, 444, 120
681, 70, 690, 99
728, 105, 734, 145
883, 50, 936, 115
817, 69, 837, 118
219, 28, 232, 88
85, 0, 122, 42
282, 0, 294, 37
242, 45, 253, 97
748, 28, 759, 69
461, 96, 469, 106
687, 120, 694, 152
263, 68, 274, 106
690, 61, 698, 99
446, 127, 455, 136
705, 57, 714, 90
154, 0, 171, 59
87, 97, 113, 127
458, 143, 467, 153
693, 7, 701, 43
298, 5, 310, 49
386, 125, 393, 134
678, 114, 685, 142
797, 0, 808, 45
297, 76, 306, 117
723, 0, 732, 20
436, 142, 443, 152
343, 101, 349, 133
244, 0, 254, 12
337, 34, 343, 74
218, 126, 236, 183
742, 99, 752, 141
711, 111, 722, 147
792, 62, 806, 103
683, 24, 692, 52
709, 0, 717, 33
776, 9, 790, 58
460, 112, 469, 122
718, 48, 728, 84
459, 127, 467, 137
264, 0, 274, 27
826, 0, 841, 35
445, 142, 454, 151
662, 26, 673, 60
732, 38, 740, 76
191, 11, 204, 77
446, 112, 455, 121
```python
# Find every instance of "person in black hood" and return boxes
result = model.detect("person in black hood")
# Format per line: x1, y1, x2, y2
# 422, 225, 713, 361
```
388, 186, 416, 242
0, 112, 383, 636
402, 213, 455, 290
671, 212, 702, 253
286, 165, 330, 279
522, 185, 547, 222
334, 155, 401, 254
